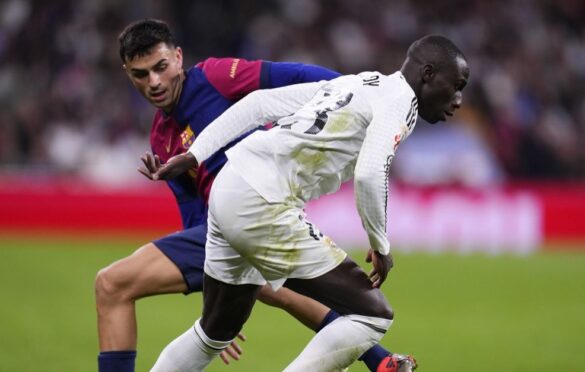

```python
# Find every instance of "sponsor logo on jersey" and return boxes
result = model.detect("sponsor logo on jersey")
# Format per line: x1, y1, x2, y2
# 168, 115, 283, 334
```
180, 125, 195, 148
229, 58, 240, 79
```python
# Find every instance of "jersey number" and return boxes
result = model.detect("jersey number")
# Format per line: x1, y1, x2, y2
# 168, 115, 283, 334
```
276, 87, 354, 135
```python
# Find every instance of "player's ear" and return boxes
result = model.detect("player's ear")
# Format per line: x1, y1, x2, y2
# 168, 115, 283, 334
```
122, 64, 131, 77
421, 64, 435, 83
175, 46, 183, 66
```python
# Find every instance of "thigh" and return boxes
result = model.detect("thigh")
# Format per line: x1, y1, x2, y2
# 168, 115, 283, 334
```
284, 257, 393, 319
200, 274, 261, 341
204, 196, 268, 287
101, 242, 188, 297
153, 225, 208, 293
209, 167, 347, 289
239, 208, 348, 289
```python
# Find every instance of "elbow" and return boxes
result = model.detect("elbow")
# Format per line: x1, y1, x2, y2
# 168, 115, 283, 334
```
354, 173, 376, 197
354, 171, 375, 189
354, 175, 366, 190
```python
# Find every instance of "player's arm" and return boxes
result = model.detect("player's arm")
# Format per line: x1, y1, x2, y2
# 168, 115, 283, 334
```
151, 82, 323, 180
200, 57, 339, 100
189, 81, 322, 163
263, 61, 340, 88
354, 91, 414, 287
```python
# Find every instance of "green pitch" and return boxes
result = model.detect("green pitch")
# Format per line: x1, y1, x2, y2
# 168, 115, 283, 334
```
0, 235, 584, 371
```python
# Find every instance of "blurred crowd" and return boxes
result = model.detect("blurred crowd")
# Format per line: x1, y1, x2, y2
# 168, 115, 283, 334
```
1, 0, 584, 186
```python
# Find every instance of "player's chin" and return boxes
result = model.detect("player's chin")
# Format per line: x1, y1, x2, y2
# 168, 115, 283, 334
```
420, 111, 441, 124
432, 112, 449, 124
426, 115, 441, 124
151, 99, 171, 111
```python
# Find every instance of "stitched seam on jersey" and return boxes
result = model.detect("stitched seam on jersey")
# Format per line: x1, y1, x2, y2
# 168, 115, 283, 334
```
384, 155, 393, 232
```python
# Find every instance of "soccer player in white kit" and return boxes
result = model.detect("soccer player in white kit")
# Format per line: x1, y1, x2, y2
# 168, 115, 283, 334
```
147, 34, 469, 371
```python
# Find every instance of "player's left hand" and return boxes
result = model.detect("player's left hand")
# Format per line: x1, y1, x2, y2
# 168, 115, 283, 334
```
219, 333, 247, 365
153, 152, 198, 180
365, 249, 393, 288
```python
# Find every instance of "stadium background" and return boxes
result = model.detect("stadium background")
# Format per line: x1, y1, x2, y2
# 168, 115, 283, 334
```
0, 0, 584, 371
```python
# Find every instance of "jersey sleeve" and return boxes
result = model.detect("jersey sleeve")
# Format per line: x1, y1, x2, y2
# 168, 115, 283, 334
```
354, 89, 417, 255
199, 57, 340, 100
189, 81, 324, 163
263, 61, 341, 89
198, 57, 263, 100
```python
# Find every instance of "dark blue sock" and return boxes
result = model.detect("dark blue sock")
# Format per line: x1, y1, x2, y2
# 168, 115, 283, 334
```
359, 344, 392, 371
98, 350, 136, 372
316, 309, 341, 332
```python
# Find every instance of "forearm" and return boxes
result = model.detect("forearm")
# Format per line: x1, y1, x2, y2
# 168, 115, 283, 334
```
355, 166, 391, 256
354, 86, 416, 255
189, 82, 323, 163
354, 116, 400, 255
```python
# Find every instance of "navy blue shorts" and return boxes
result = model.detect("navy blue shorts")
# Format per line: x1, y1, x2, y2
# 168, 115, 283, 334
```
153, 223, 207, 294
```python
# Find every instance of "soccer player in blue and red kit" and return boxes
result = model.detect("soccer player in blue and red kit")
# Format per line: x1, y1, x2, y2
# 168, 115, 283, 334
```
95, 19, 412, 372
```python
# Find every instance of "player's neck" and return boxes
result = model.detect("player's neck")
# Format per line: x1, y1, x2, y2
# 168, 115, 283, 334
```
400, 64, 421, 100
164, 69, 186, 115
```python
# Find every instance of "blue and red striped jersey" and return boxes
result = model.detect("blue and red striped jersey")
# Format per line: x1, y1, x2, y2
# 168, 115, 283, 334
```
150, 57, 339, 228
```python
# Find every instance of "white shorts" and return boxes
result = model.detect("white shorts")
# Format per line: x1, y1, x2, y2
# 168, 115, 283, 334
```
204, 162, 347, 290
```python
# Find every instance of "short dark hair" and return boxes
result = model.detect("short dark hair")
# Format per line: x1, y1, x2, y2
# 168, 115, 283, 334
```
118, 19, 176, 63
407, 35, 466, 70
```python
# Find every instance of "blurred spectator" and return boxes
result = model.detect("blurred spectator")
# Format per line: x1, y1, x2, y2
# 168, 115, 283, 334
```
1, 0, 584, 185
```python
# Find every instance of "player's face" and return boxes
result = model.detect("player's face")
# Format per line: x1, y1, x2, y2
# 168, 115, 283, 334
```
124, 42, 184, 113
418, 56, 469, 124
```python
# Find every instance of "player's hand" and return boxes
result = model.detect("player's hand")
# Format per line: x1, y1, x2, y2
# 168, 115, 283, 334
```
219, 333, 246, 365
155, 152, 198, 180
138, 152, 162, 180
365, 249, 393, 288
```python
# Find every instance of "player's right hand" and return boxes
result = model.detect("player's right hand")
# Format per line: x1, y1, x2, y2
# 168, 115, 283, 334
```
153, 152, 199, 180
366, 249, 393, 288
219, 333, 247, 365
138, 152, 162, 180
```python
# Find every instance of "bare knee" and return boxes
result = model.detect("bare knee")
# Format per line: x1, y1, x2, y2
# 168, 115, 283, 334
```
370, 298, 394, 320
95, 264, 133, 306
359, 289, 394, 320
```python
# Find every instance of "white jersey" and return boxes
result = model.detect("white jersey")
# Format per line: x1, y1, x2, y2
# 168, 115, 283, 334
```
190, 71, 418, 254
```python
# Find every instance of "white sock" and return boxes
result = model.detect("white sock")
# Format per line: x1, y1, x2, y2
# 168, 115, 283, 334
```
150, 318, 232, 372
284, 315, 392, 372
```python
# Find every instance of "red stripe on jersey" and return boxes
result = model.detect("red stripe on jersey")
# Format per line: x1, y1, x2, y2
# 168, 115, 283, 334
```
196, 57, 262, 100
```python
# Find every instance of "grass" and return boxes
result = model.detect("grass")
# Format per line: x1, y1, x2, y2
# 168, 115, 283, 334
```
0, 234, 584, 371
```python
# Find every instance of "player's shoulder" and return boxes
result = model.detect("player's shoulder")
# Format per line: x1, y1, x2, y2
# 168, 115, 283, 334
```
351, 71, 416, 112
332, 71, 386, 89
355, 71, 404, 86
196, 57, 262, 80
195, 57, 264, 100
372, 71, 415, 99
